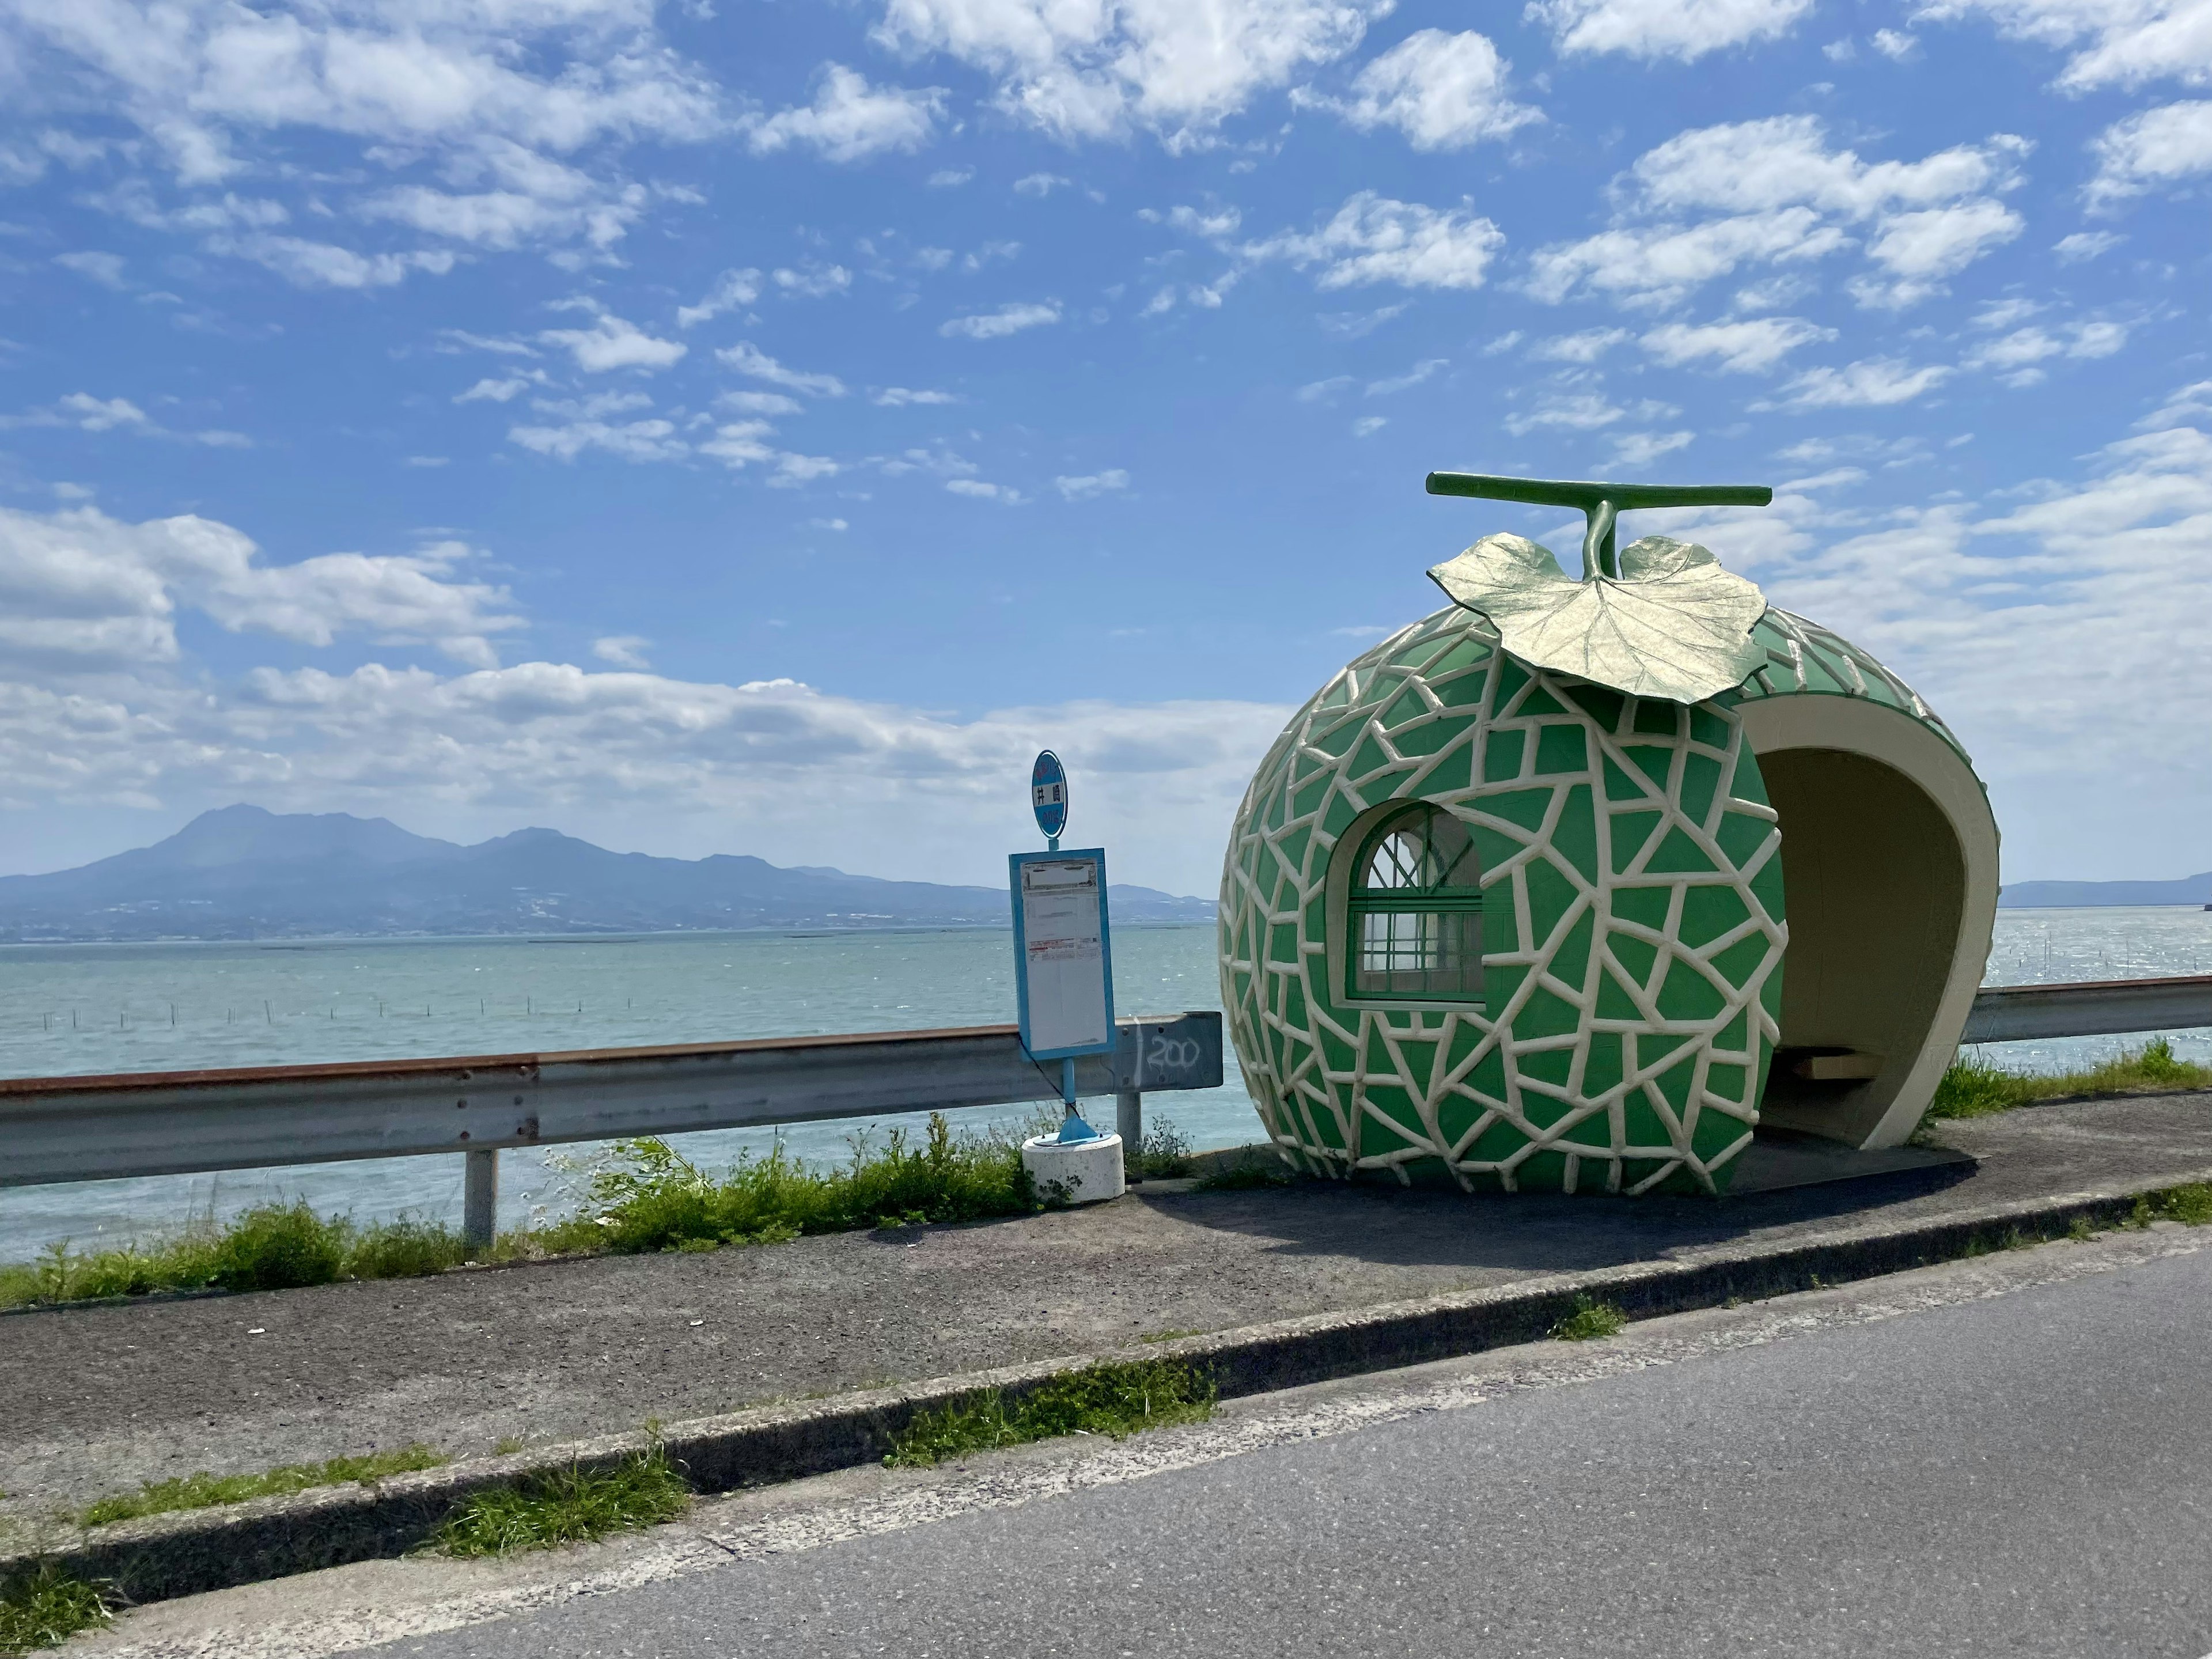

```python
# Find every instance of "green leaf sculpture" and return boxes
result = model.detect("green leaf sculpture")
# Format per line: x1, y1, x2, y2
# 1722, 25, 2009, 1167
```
1422, 472, 1775, 705
1427, 531, 1768, 704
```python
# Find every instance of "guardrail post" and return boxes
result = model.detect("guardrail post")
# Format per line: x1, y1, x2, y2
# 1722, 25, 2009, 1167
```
463, 1149, 498, 1251
1117, 1089, 1141, 1178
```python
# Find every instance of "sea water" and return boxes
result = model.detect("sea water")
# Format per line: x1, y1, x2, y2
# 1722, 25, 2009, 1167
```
2, 908, 2208, 1259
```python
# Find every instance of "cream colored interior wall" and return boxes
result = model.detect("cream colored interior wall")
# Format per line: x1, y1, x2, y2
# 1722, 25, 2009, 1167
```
1756, 750, 1964, 1144
1738, 698, 2001, 1149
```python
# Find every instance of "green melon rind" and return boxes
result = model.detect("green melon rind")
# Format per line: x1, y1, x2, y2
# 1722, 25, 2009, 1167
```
1738, 609, 1971, 764
1218, 605, 1787, 1198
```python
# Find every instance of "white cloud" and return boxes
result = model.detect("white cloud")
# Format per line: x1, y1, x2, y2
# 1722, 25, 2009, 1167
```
509, 417, 688, 463
593, 635, 652, 669
1506, 392, 1631, 433
1611, 429, 1696, 465
772, 263, 854, 298
1872, 26, 1920, 56
1630, 115, 2027, 219
438, 329, 538, 358
717, 342, 848, 397
3, 1, 721, 182
874, 0, 1391, 148
1244, 191, 1504, 290
1055, 469, 1129, 499
209, 235, 454, 290
1014, 172, 1073, 195
2, 391, 248, 446
874, 387, 959, 406
2055, 229, 2123, 260
538, 302, 687, 373
0, 505, 518, 672
1155, 203, 1243, 238
1963, 319, 2130, 383
2088, 100, 2212, 202
357, 144, 647, 255
1530, 328, 1628, 362
3, 1, 721, 275
531, 391, 655, 420
1365, 358, 1448, 395
928, 166, 974, 187
747, 65, 943, 163
1529, 0, 1815, 61
1302, 29, 1541, 150
1850, 198, 2024, 306
454, 376, 541, 404
1528, 117, 2028, 309
1652, 391, 2212, 882
54, 393, 147, 433
0, 656, 1286, 893
940, 301, 1062, 339
962, 241, 1022, 272
1915, 0, 2212, 92
1351, 414, 1388, 436
1768, 357, 1952, 408
1639, 316, 1835, 372
946, 478, 1024, 502
677, 268, 763, 329
1317, 302, 1408, 337
718, 390, 806, 416
1525, 209, 1842, 309
55, 250, 127, 289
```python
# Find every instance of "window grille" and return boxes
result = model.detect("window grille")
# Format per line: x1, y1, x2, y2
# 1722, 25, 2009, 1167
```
1346, 806, 1484, 1002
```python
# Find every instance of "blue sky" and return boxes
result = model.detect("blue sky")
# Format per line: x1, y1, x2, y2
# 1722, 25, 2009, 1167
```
0, 0, 2207, 895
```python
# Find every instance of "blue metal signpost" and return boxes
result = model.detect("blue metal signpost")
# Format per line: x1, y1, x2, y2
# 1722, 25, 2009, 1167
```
1031, 750, 1069, 850
1011, 751, 1114, 1128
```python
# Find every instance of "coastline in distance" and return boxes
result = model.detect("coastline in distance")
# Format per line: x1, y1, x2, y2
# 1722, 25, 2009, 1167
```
0, 805, 1215, 942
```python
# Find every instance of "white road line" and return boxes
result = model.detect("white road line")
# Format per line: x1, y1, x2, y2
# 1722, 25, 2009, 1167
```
85, 1226, 2210, 1659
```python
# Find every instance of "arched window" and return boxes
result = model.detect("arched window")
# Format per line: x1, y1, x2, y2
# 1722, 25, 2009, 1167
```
1346, 805, 1485, 1002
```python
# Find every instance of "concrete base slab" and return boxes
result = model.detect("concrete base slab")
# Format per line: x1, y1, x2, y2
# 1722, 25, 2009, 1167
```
1729, 1128, 1975, 1193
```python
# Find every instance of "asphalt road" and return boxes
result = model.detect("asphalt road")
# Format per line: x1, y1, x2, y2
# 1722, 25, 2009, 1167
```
343, 1238, 2212, 1659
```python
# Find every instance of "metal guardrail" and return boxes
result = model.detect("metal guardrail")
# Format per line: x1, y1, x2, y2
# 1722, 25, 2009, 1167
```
1, 974, 2204, 1245
1962, 974, 2212, 1043
0, 1013, 1224, 1243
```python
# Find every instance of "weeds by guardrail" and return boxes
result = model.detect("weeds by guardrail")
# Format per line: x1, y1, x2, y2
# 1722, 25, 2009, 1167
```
1923, 1037, 2212, 1124
0, 1112, 1200, 1312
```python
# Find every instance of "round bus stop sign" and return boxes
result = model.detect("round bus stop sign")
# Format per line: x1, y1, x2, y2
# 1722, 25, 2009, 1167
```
1031, 750, 1069, 841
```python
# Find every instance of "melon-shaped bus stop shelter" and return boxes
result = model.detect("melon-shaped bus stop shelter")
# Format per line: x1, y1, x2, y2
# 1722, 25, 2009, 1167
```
1217, 474, 1998, 1196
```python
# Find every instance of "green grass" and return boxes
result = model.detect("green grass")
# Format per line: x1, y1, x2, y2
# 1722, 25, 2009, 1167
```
885, 1358, 1216, 1468
2129, 1182, 2212, 1229
0, 1566, 112, 1654
0, 1205, 478, 1310
1, 1113, 1054, 1310
530, 1115, 1043, 1256
1923, 1037, 2212, 1124
1135, 1119, 1194, 1179
80, 1444, 448, 1528
430, 1448, 690, 1558
1550, 1295, 1628, 1341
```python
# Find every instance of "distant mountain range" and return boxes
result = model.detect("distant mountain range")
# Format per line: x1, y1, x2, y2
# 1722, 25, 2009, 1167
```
0, 806, 1216, 941
2000, 874, 2212, 908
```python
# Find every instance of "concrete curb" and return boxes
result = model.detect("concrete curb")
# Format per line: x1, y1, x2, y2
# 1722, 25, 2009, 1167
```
10, 1162, 2210, 1608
